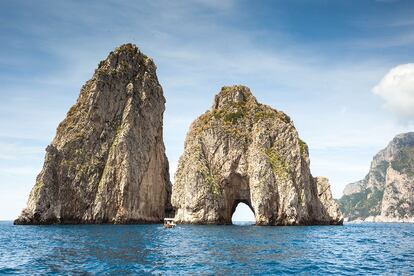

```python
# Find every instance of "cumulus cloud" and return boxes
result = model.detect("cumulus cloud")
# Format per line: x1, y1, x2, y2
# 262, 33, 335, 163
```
373, 63, 414, 120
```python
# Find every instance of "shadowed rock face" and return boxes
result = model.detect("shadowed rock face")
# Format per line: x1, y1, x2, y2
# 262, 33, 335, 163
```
172, 86, 342, 225
15, 44, 172, 225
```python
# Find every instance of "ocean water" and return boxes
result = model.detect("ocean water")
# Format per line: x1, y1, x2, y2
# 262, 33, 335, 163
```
0, 222, 413, 275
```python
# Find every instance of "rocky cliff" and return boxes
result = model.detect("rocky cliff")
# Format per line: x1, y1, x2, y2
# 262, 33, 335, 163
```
15, 44, 172, 224
338, 133, 414, 222
171, 86, 342, 225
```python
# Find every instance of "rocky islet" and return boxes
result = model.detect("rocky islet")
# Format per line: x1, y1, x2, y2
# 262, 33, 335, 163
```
15, 44, 172, 224
16, 44, 342, 226
171, 86, 343, 225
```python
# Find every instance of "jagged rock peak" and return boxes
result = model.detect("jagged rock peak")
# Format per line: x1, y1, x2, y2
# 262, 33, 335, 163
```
212, 85, 258, 110
15, 43, 172, 225
97, 43, 155, 73
388, 132, 414, 148
172, 85, 342, 226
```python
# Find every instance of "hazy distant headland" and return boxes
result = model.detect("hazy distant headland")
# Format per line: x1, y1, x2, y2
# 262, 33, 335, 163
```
338, 133, 414, 223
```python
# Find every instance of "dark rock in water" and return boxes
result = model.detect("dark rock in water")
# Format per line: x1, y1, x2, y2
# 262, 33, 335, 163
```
171, 85, 343, 225
338, 132, 414, 223
15, 44, 172, 225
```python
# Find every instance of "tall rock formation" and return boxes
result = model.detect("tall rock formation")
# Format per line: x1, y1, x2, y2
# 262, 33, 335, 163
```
15, 44, 172, 224
172, 86, 342, 225
338, 133, 414, 222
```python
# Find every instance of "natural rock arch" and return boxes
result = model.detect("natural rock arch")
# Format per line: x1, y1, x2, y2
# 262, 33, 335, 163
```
172, 85, 343, 225
231, 200, 255, 218
222, 173, 254, 223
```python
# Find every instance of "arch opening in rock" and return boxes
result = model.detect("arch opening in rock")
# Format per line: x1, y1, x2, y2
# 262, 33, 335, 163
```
231, 201, 255, 225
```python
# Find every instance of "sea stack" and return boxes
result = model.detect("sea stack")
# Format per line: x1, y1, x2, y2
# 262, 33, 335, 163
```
172, 85, 342, 225
339, 132, 414, 223
15, 44, 172, 224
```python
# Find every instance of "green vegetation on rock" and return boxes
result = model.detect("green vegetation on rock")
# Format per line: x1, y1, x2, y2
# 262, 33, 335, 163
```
253, 110, 275, 122
201, 168, 221, 197
337, 188, 384, 220
298, 138, 308, 156
224, 111, 244, 123
264, 148, 291, 181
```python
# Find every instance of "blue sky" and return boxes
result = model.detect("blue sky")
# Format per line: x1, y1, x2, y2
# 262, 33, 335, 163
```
1, 0, 414, 220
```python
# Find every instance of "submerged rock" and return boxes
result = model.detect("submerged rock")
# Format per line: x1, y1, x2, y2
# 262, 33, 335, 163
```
172, 85, 342, 225
15, 44, 172, 224
338, 132, 414, 222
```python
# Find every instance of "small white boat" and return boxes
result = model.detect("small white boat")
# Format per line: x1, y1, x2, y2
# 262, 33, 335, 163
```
164, 218, 176, 228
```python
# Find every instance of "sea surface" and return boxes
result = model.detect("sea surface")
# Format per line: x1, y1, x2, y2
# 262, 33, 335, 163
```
0, 221, 413, 275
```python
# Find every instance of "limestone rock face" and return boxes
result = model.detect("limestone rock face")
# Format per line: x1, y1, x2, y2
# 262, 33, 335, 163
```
339, 132, 414, 222
342, 180, 365, 196
315, 177, 342, 222
171, 86, 342, 225
15, 44, 172, 224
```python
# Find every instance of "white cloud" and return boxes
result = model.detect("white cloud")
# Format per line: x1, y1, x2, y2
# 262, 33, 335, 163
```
373, 63, 414, 120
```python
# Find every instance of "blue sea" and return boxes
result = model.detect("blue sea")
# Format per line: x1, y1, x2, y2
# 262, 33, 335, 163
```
0, 221, 413, 275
